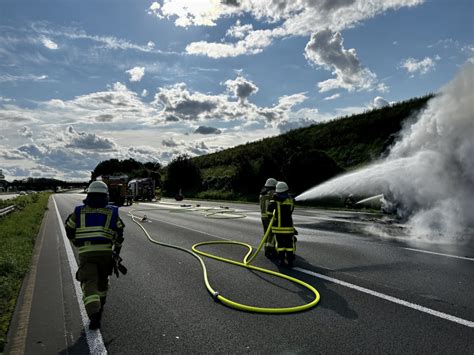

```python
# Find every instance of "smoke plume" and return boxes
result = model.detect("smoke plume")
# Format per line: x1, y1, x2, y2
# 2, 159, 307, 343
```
296, 63, 474, 242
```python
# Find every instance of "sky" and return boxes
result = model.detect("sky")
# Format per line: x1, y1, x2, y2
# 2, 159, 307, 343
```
0, 0, 472, 181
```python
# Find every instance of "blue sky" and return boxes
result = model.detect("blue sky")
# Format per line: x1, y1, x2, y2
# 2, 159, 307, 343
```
0, 0, 472, 180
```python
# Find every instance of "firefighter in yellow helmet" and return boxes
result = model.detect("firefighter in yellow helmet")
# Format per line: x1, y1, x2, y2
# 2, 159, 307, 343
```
268, 181, 296, 267
259, 178, 277, 258
65, 181, 125, 330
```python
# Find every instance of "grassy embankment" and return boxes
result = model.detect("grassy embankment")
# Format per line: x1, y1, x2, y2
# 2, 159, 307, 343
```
0, 193, 50, 352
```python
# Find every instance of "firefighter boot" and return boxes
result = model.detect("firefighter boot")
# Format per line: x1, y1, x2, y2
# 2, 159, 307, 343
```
89, 312, 102, 330
287, 252, 295, 268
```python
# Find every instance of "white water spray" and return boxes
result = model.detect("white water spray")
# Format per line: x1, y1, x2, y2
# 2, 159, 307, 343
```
297, 63, 474, 241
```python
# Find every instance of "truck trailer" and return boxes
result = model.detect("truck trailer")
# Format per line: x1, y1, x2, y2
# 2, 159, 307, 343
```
128, 177, 155, 201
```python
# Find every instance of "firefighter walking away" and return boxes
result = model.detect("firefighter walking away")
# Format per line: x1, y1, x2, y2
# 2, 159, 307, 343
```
65, 181, 126, 330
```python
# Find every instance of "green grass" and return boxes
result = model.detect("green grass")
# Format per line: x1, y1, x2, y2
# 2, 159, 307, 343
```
0, 193, 50, 352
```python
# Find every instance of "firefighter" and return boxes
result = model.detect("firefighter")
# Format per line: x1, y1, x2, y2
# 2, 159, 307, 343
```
268, 181, 296, 267
259, 178, 277, 258
65, 181, 125, 330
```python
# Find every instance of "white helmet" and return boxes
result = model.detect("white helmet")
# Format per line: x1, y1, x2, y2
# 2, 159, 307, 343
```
87, 181, 108, 194
264, 178, 277, 188
276, 181, 289, 193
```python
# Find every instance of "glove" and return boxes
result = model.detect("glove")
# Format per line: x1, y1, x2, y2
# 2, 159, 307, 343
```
294, 228, 299, 235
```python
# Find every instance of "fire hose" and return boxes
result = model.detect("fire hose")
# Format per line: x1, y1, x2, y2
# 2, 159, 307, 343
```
127, 209, 320, 313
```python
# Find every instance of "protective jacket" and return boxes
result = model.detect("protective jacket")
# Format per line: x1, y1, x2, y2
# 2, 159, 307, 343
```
268, 193, 295, 235
65, 205, 124, 254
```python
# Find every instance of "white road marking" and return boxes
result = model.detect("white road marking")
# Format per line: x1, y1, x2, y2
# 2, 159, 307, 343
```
294, 267, 474, 328
402, 247, 473, 261
53, 197, 108, 354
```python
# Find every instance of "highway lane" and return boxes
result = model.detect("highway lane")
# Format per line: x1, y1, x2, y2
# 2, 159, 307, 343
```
49, 194, 474, 353
0, 193, 19, 200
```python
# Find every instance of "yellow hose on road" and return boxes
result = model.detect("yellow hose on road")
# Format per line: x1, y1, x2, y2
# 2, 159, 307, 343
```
128, 210, 320, 314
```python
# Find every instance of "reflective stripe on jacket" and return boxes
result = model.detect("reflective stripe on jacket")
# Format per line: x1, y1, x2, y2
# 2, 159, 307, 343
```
73, 205, 120, 254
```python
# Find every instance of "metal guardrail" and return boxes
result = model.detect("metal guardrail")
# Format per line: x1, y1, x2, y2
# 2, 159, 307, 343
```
0, 205, 15, 217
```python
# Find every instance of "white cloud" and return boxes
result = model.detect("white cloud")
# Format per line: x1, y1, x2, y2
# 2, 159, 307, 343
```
0, 106, 39, 123
150, 0, 238, 27
126, 145, 161, 163
32, 23, 170, 54
194, 126, 222, 135
126, 66, 145, 82
323, 93, 341, 101
141, 89, 149, 97
18, 126, 33, 138
0, 74, 48, 83
153, 83, 225, 121
162, 137, 180, 147
401, 56, 437, 76
148, 2, 162, 17
257, 93, 308, 124
65, 126, 116, 150
40, 36, 58, 49
304, 29, 377, 92
226, 20, 253, 39
186, 29, 273, 58
371, 96, 390, 108
224, 76, 258, 103
165, 0, 424, 58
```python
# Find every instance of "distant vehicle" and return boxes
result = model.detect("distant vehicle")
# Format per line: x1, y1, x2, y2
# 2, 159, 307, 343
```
128, 178, 155, 202
19, 191, 27, 195
97, 175, 129, 206
175, 188, 184, 201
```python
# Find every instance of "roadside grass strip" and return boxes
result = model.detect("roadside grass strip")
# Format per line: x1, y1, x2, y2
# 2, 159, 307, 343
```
0, 193, 50, 352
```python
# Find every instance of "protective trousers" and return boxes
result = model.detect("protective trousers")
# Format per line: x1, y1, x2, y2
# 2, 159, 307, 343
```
274, 234, 296, 262
261, 217, 276, 253
77, 253, 113, 317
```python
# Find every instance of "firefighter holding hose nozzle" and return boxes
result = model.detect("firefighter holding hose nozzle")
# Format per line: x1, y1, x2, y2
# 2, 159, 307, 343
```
268, 181, 297, 267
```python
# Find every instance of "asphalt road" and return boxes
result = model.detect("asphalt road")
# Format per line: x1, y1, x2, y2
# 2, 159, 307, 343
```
7, 193, 474, 354
0, 193, 19, 200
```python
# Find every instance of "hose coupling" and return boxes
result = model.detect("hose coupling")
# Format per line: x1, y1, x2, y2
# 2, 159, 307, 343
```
212, 291, 220, 302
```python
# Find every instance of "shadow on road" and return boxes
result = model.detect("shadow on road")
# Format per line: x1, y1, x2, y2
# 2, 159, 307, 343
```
248, 254, 358, 320
291, 255, 359, 320
59, 330, 89, 355
59, 330, 119, 354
